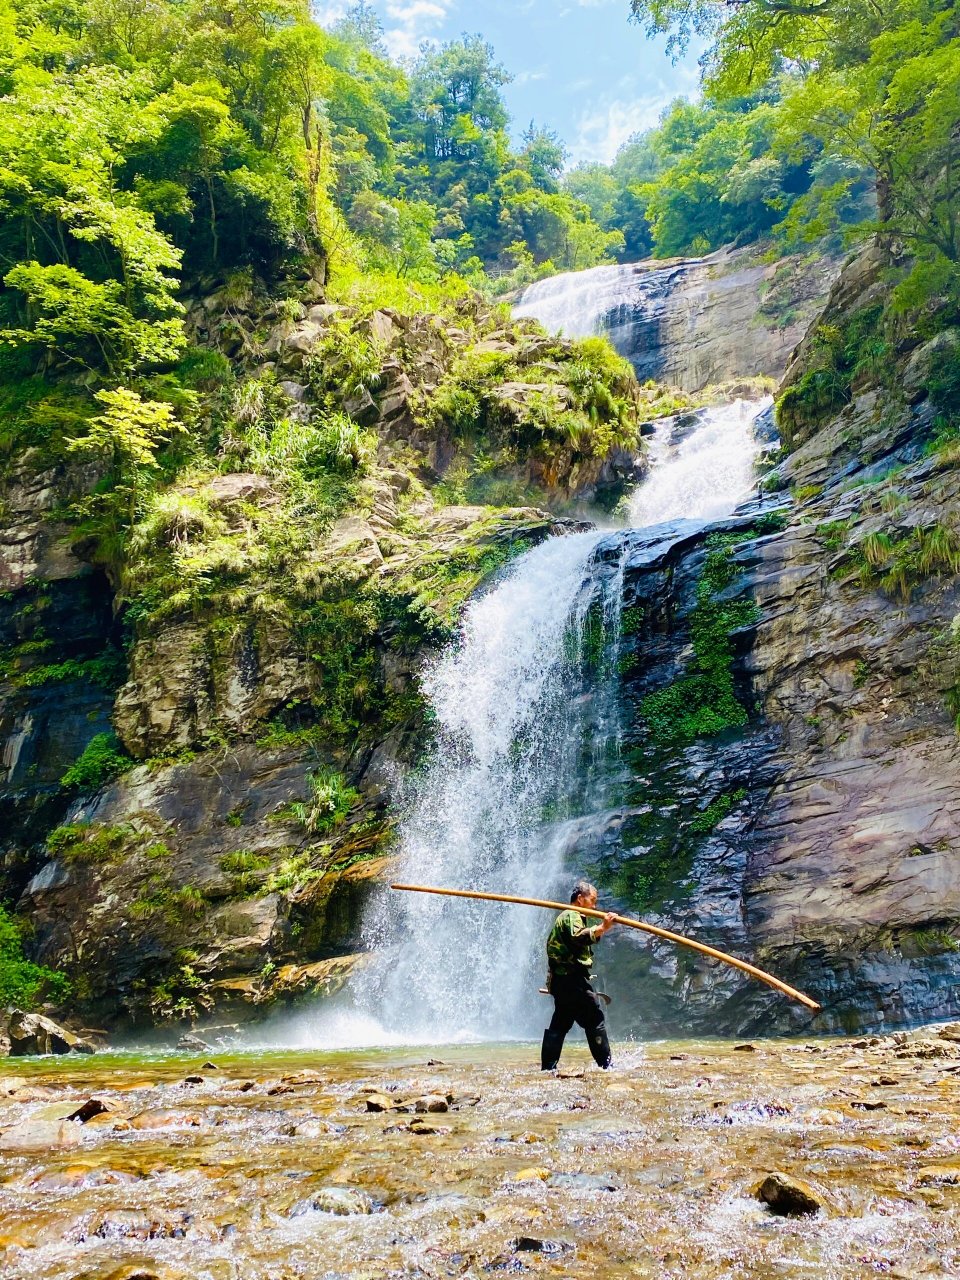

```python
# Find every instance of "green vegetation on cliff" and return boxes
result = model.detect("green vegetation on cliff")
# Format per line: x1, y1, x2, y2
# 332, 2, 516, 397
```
0, 903, 68, 1007
640, 535, 759, 749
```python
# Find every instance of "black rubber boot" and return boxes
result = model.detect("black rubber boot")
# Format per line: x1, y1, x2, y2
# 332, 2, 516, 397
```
588, 1024, 612, 1069
540, 1028, 565, 1071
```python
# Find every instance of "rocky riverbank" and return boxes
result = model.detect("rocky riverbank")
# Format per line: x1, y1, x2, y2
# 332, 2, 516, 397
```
1, 1026, 960, 1278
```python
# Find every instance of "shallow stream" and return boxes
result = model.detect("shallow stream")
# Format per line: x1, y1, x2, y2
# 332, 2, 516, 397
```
2, 1028, 960, 1279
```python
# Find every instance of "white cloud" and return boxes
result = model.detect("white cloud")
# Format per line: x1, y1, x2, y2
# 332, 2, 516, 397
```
383, 0, 454, 60
514, 68, 548, 86
312, 1, 350, 26
568, 96, 667, 165
568, 56, 702, 166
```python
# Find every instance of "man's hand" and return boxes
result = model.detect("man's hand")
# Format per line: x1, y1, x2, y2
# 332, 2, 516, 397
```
597, 912, 618, 936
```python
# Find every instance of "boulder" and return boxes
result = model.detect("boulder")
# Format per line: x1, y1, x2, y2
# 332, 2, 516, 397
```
7, 1010, 95, 1056
414, 1094, 449, 1113
366, 310, 398, 347
364, 1093, 395, 1112
206, 473, 276, 507
177, 1032, 210, 1052
755, 1171, 822, 1216
66, 1097, 126, 1124
343, 386, 380, 425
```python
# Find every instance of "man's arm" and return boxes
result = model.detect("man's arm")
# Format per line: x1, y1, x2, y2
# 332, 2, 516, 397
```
571, 912, 618, 945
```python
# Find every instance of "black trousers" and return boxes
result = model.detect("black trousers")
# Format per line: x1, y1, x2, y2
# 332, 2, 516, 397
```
541, 969, 612, 1070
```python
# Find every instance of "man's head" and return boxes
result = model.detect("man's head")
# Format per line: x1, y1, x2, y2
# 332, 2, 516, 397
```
570, 879, 598, 909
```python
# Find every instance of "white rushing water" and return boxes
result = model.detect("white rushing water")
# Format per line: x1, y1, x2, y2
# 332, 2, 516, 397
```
288, 530, 616, 1047
629, 397, 771, 526
513, 262, 640, 337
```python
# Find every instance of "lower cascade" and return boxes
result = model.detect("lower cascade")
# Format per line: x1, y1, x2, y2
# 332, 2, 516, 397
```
300, 398, 768, 1047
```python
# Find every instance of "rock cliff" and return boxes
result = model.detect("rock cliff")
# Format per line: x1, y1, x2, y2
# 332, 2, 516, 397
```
6, 238, 958, 1039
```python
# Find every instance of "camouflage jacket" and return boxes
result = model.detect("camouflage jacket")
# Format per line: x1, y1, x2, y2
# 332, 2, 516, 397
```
546, 909, 600, 976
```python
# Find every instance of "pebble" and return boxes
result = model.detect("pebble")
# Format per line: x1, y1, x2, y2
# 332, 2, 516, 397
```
513, 1237, 574, 1254
408, 1117, 450, 1135
414, 1094, 449, 1113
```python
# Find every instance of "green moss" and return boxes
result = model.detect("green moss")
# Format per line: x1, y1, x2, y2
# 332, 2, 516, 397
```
793, 483, 823, 502
640, 538, 759, 750
620, 605, 644, 634
130, 879, 207, 927
298, 595, 384, 738
264, 851, 327, 894
8, 646, 125, 690
255, 718, 329, 751
383, 537, 528, 644
46, 822, 137, 864
688, 789, 747, 834
220, 849, 272, 896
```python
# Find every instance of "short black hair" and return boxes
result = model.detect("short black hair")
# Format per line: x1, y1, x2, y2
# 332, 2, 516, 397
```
570, 879, 596, 903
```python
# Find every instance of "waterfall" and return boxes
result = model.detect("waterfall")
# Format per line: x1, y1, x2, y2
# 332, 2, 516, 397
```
287, 400, 768, 1050
305, 530, 622, 1046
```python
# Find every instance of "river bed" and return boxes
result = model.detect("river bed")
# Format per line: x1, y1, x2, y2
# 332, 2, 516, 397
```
2, 1027, 960, 1279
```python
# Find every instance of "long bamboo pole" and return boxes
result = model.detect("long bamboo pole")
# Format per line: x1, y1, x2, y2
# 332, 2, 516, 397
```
390, 882, 821, 1012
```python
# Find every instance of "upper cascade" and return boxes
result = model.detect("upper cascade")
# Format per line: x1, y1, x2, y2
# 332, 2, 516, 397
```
514, 246, 840, 392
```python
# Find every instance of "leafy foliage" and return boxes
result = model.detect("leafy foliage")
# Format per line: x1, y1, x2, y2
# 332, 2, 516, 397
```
274, 768, 359, 835
0, 902, 69, 1007
628, 0, 960, 306
60, 732, 133, 792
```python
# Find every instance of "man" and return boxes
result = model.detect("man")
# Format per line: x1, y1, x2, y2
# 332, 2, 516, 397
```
541, 879, 617, 1071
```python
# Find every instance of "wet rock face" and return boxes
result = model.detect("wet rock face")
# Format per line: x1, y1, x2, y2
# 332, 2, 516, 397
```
588, 467, 960, 1034
0, 563, 119, 890
20, 745, 391, 1024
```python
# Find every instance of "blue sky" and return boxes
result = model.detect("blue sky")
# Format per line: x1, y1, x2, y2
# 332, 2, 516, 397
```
316, 0, 705, 167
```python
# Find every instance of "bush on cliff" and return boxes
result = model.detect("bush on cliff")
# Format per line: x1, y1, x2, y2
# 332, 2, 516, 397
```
0, 904, 69, 1009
